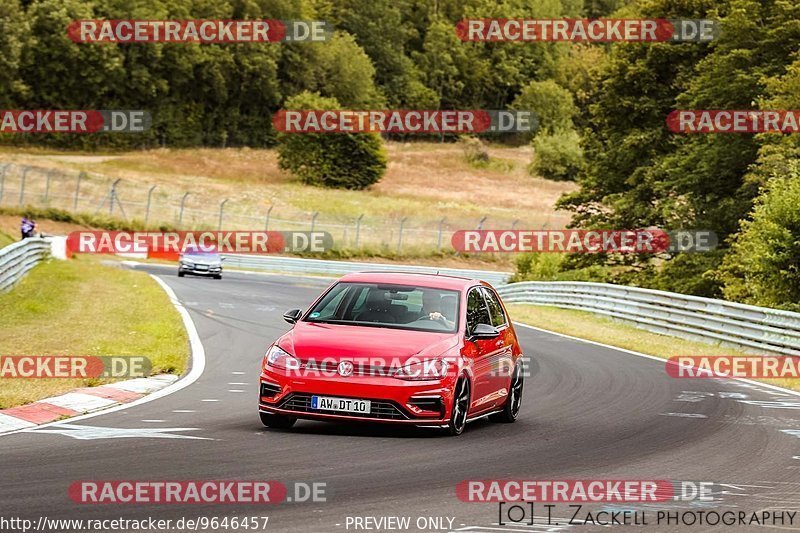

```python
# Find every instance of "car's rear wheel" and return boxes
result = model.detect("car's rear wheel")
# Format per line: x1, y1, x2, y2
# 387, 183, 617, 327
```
446, 376, 470, 436
178, 271, 185, 277
259, 412, 296, 429
490, 362, 523, 423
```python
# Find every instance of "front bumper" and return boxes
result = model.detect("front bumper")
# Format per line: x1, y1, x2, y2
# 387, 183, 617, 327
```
179, 264, 222, 276
258, 368, 453, 426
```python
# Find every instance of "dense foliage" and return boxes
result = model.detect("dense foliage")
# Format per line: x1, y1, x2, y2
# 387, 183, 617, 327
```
2, 0, 800, 307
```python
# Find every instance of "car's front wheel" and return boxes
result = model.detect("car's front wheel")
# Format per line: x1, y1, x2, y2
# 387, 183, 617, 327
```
446, 376, 470, 436
177, 271, 185, 277
259, 412, 296, 429
490, 362, 523, 423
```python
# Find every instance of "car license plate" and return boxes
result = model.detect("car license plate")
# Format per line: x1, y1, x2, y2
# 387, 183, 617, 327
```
311, 395, 371, 413
195, 265, 208, 271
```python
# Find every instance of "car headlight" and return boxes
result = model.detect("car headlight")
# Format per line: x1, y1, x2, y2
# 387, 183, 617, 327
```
392, 358, 449, 381
264, 345, 301, 370
181, 260, 194, 267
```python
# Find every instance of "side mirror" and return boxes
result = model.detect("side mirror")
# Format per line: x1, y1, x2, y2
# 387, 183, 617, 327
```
470, 323, 499, 339
283, 308, 303, 325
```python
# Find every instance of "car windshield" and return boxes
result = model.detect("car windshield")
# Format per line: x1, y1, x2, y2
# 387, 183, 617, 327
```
183, 248, 220, 259
304, 282, 460, 333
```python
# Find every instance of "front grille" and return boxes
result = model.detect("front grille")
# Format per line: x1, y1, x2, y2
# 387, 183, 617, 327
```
302, 360, 393, 377
278, 393, 409, 420
260, 382, 281, 398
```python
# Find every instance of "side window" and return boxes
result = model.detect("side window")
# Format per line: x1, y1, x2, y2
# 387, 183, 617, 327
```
482, 287, 507, 328
466, 288, 491, 334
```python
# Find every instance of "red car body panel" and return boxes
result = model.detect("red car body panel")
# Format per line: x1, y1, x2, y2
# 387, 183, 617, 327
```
258, 272, 523, 427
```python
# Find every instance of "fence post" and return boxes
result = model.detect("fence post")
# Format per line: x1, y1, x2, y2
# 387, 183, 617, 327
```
109, 178, 121, 216
178, 192, 190, 228
476, 215, 487, 230
218, 198, 228, 230
18, 166, 29, 206
354, 214, 364, 248
437, 217, 446, 250
73, 172, 84, 210
310, 212, 319, 233
397, 217, 408, 254
511, 219, 519, 230
0, 164, 8, 204
264, 205, 274, 231
144, 185, 157, 227
43, 169, 53, 203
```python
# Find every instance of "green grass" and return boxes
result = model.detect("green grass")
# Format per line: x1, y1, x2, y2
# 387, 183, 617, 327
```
0, 230, 14, 249
0, 257, 188, 408
508, 304, 800, 392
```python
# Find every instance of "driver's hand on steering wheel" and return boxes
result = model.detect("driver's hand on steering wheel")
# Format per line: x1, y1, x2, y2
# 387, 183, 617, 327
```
428, 311, 446, 321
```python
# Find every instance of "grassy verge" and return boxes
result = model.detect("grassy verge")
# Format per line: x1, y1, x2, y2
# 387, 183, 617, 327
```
508, 304, 800, 392
0, 257, 188, 408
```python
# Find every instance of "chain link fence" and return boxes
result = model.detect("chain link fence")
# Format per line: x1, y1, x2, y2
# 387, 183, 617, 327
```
0, 162, 567, 254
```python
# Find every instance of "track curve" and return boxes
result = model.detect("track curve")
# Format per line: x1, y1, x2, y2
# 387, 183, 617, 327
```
1, 265, 798, 532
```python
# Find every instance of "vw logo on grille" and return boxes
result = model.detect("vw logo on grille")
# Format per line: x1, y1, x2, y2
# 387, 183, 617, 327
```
338, 360, 354, 377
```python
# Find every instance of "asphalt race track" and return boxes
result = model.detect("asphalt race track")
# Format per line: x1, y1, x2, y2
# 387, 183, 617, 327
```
1, 265, 799, 533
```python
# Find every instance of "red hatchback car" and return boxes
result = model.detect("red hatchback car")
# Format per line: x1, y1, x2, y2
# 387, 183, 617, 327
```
258, 272, 525, 435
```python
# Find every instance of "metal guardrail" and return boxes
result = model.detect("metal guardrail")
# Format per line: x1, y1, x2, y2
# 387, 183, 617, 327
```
221, 254, 512, 287
496, 281, 800, 357
0, 238, 50, 292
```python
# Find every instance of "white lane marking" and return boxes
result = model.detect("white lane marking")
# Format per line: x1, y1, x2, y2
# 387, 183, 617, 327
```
10, 274, 207, 438
142, 419, 166, 423
173, 410, 195, 413
781, 430, 800, 438
228, 382, 248, 385
228, 390, 244, 393
201, 399, 220, 402
33, 423, 211, 440
512, 322, 800, 398
232, 371, 245, 375
738, 400, 800, 410
219, 303, 235, 309
660, 412, 708, 418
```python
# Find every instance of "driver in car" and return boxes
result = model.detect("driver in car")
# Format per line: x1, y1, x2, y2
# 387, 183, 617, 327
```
421, 292, 455, 328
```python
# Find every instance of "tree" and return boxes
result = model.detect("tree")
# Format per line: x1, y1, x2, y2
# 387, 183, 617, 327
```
718, 164, 800, 310
277, 91, 387, 190
512, 79, 578, 135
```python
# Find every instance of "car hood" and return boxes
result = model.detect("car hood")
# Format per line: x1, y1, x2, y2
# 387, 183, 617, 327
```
278, 321, 459, 364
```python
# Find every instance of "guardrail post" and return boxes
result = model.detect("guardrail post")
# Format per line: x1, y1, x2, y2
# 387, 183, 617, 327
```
73, 172, 84, 210
144, 185, 157, 227
310, 211, 319, 233
397, 217, 408, 254
218, 198, 229, 231
354, 214, 364, 248
178, 192, 190, 228
511, 219, 519, 230
264, 204, 274, 231
18, 166, 29, 206
476, 215, 487, 230
437, 217, 446, 250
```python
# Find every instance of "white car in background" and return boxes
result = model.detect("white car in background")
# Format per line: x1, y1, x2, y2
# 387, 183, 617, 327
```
178, 246, 224, 279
